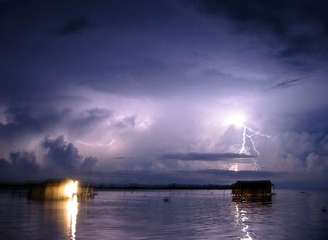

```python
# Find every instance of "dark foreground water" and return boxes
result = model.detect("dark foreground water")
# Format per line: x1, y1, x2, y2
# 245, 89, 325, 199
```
0, 189, 327, 240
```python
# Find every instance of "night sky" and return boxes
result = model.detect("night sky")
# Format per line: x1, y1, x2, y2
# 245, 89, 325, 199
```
1, 0, 328, 188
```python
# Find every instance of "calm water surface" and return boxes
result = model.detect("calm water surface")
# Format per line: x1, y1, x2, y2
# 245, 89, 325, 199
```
0, 189, 327, 240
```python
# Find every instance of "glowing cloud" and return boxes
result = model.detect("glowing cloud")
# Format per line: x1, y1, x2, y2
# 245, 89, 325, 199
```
225, 112, 247, 129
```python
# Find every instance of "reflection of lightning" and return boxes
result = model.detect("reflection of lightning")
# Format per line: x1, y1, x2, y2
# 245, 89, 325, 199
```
235, 204, 253, 240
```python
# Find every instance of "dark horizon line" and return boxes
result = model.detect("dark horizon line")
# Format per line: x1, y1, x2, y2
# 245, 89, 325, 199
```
0, 182, 232, 190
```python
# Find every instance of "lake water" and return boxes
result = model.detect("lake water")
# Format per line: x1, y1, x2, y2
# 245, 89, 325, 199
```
0, 189, 327, 240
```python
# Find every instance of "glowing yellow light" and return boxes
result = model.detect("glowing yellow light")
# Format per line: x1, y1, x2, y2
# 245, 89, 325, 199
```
63, 180, 79, 199
225, 112, 247, 128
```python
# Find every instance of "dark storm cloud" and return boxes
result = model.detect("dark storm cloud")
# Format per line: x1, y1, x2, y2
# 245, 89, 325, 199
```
68, 108, 111, 136
42, 136, 82, 170
0, 1, 100, 103
42, 136, 97, 171
0, 0, 209, 102
58, 16, 89, 36
0, 136, 97, 181
193, 0, 328, 35
10, 152, 39, 172
270, 78, 302, 90
161, 152, 255, 161
0, 106, 66, 141
80, 156, 98, 172
192, 0, 328, 64
67, 108, 141, 138
281, 107, 328, 132
1, 0, 322, 104
0, 0, 326, 103
0, 152, 40, 181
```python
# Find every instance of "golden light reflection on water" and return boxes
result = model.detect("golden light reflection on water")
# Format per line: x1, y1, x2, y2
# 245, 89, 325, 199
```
235, 204, 253, 240
65, 195, 79, 240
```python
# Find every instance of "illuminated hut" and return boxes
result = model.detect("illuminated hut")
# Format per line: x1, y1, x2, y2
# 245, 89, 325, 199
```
28, 179, 79, 200
231, 180, 272, 201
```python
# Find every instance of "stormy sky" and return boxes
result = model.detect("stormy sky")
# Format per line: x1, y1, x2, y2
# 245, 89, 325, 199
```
1, 0, 328, 188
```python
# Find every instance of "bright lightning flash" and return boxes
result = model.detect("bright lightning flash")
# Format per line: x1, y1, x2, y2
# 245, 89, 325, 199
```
224, 111, 270, 171
224, 112, 246, 129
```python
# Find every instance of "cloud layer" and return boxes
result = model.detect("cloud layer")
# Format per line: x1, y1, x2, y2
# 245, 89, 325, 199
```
161, 152, 255, 161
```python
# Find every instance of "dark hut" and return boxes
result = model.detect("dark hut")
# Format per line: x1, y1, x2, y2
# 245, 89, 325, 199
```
231, 180, 272, 202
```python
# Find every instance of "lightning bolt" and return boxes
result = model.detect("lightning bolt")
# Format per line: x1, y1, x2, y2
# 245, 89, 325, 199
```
239, 126, 247, 154
238, 125, 270, 171
224, 111, 270, 171
239, 125, 270, 156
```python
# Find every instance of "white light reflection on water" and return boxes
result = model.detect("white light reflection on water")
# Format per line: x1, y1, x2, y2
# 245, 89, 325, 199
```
235, 203, 253, 240
66, 195, 78, 240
